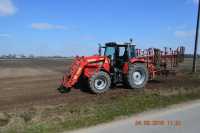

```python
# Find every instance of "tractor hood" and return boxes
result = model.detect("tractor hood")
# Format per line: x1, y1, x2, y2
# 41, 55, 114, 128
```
82, 55, 106, 63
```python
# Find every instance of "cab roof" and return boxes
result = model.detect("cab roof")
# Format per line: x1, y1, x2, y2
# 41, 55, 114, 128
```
105, 42, 135, 47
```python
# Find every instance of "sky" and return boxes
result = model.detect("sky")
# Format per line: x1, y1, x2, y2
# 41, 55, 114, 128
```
0, 0, 199, 56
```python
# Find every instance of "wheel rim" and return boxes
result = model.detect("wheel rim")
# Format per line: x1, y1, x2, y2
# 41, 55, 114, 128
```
94, 78, 107, 90
132, 71, 145, 85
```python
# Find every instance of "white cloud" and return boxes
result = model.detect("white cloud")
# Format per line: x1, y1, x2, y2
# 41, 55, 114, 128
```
31, 23, 66, 30
0, 0, 17, 16
174, 30, 195, 38
0, 33, 10, 37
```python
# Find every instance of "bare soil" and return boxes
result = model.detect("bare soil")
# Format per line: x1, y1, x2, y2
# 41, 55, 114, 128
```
0, 58, 199, 112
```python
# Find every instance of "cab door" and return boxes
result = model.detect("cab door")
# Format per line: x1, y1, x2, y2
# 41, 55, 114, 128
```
104, 46, 117, 66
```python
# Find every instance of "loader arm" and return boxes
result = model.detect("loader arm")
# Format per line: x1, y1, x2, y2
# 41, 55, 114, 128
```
62, 57, 86, 88
61, 56, 106, 89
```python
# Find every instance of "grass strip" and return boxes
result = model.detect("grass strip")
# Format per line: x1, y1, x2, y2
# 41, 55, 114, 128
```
2, 90, 200, 133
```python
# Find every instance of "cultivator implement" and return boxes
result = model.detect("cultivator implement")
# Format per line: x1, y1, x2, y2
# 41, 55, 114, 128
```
136, 46, 185, 79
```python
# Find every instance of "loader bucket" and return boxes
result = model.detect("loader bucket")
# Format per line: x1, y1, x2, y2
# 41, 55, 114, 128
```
60, 56, 87, 90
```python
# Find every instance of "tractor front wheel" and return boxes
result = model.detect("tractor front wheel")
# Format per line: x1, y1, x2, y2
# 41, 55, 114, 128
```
127, 63, 149, 89
89, 71, 111, 94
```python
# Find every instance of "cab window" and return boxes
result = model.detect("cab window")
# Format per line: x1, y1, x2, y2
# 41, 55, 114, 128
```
105, 47, 115, 60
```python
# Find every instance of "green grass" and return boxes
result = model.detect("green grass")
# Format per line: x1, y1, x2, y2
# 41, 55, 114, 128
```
2, 89, 200, 133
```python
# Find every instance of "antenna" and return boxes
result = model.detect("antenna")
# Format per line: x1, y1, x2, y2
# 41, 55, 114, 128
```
129, 38, 133, 44
98, 43, 102, 55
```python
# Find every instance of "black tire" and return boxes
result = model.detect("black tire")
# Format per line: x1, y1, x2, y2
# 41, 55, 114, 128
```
126, 63, 149, 89
89, 71, 111, 94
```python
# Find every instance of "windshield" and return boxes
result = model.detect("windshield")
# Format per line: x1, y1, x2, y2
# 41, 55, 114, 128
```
104, 47, 115, 60
130, 45, 136, 58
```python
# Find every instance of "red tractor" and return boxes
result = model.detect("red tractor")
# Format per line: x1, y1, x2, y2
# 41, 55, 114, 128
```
60, 40, 184, 94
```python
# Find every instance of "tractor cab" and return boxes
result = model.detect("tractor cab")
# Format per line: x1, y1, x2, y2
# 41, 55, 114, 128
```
100, 42, 136, 68
99, 41, 137, 83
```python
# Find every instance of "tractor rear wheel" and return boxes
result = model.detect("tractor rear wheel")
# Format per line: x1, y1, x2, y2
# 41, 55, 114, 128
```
89, 71, 111, 94
127, 63, 148, 89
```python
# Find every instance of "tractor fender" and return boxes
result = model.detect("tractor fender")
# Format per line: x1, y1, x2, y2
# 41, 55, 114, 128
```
129, 58, 145, 64
84, 66, 99, 78
123, 58, 146, 74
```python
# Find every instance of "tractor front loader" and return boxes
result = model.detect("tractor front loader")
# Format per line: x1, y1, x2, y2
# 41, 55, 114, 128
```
61, 55, 111, 93
60, 40, 185, 94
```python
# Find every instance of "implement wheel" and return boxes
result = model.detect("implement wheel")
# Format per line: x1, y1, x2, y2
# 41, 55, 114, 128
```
127, 63, 149, 89
89, 71, 111, 94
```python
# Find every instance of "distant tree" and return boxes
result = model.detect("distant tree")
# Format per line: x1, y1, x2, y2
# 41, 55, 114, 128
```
29, 54, 34, 58
184, 54, 193, 58
20, 54, 26, 58
8, 54, 13, 59
0, 55, 7, 58
12, 54, 16, 58
52, 55, 62, 58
